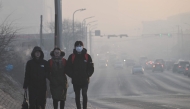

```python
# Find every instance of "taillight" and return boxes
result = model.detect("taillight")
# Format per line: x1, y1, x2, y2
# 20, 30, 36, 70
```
153, 65, 155, 67
179, 66, 181, 68
186, 68, 188, 70
161, 65, 164, 67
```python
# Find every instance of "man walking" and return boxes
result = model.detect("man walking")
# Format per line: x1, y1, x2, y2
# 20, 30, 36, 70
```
66, 41, 94, 109
23, 46, 48, 109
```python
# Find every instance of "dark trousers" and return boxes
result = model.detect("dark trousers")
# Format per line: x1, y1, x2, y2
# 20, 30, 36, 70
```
29, 99, 46, 109
73, 83, 88, 109
53, 99, 65, 109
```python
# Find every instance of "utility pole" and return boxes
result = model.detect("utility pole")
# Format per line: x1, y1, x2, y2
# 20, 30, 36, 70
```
89, 30, 92, 55
40, 15, 43, 47
177, 25, 180, 58
181, 29, 184, 59
85, 26, 87, 48
54, 0, 63, 49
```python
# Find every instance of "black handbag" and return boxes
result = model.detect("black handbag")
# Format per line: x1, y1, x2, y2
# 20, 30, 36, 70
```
21, 90, 29, 109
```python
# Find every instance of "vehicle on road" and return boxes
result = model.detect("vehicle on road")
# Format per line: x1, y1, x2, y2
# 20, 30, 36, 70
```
165, 60, 174, 70
177, 61, 190, 73
132, 66, 144, 74
145, 61, 154, 70
184, 64, 190, 76
139, 57, 148, 66
114, 61, 124, 69
172, 63, 178, 73
125, 59, 136, 67
152, 59, 165, 72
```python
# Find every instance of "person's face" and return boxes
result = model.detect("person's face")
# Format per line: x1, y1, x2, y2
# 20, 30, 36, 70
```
35, 51, 41, 58
54, 49, 61, 57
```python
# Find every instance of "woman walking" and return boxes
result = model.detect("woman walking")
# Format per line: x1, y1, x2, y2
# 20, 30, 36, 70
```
48, 47, 68, 109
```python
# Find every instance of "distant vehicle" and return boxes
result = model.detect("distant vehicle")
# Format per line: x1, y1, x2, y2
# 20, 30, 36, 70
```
125, 59, 136, 67
114, 61, 124, 69
172, 63, 178, 73
152, 59, 165, 72
184, 64, 190, 76
185, 65, 190, 77
177, 61, 190, 73
139, 57, 148, 66
165, 60, 174, 70
145, 61, 154, 70
132, 66, 144, 74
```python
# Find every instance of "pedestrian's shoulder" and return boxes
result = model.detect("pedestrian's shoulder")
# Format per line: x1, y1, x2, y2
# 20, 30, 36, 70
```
27, 59, 32, 64
87, 54, 91, 58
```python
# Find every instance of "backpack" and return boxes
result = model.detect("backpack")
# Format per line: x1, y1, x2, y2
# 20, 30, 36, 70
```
49, 58, 66, 69
72, 53, 88, 63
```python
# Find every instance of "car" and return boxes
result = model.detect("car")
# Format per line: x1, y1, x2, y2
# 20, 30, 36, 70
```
152, 59, 165, 72
184, 64, 190, 76
172, 63, 178, 73
165, 60, 174, 70
125, 59, 136, 67
186, 65, 190, 77
132, 66, 144, 74
145, 61, 154, 70
139, 57, 148, 66
114, 61, 124, 69
177, 61, 190, 73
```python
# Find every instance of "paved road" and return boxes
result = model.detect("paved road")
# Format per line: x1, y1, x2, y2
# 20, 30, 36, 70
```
81, 67, 190, 109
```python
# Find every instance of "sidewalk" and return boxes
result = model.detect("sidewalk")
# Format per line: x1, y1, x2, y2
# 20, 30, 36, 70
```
46, 97, 97, 109
0, 89, 21, 109
0, 88, 97, 109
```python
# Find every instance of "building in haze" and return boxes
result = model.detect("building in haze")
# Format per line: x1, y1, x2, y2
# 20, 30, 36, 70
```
142, 12, 190, 35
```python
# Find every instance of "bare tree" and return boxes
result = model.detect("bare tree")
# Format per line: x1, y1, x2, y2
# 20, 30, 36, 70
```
0, 3, 20, 71
46, 19, 83, 54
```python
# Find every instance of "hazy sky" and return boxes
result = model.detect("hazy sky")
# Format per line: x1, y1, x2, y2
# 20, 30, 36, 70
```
61, 0, 190, 35
1, 0, 190, 35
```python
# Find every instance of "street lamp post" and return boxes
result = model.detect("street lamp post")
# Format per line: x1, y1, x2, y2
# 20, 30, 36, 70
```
82, 16, 95, 36
85, 21, 98, 51
85, 20, 98, 54
82, 16, 95, 47
89, 26, 97, 55
89, 24, 98, 30
73, 8, 86, 41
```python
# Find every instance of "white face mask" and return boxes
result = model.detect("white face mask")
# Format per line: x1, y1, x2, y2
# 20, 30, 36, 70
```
76, 46, 83, 52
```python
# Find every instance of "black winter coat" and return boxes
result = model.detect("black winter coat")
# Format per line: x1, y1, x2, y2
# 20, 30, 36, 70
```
66, 48, 94, 85
23, 46, 48, 105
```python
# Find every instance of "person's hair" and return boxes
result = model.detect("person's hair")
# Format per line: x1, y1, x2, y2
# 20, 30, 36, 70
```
74, 41, 83, 47
53, 47, 61, 51
50, 47, 65, 57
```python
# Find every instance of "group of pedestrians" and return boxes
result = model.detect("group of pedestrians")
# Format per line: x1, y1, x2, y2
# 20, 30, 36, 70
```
23, 41, 94, 109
